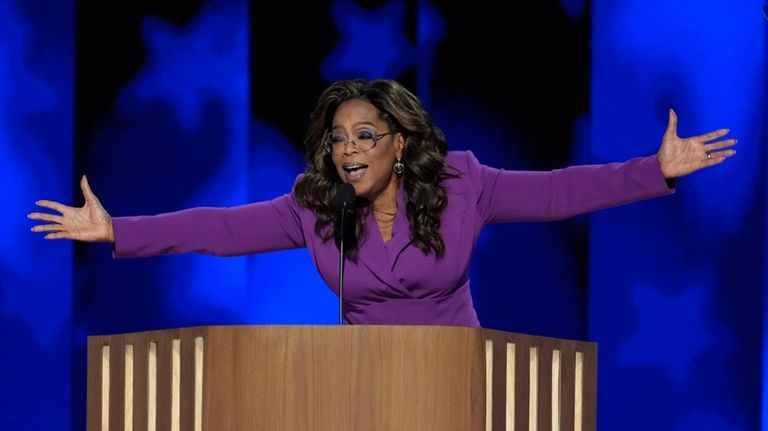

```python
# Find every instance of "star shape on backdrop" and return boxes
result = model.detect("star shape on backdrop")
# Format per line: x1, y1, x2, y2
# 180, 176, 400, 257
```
122, 2, 248, 130
617, 284, 711, 386
323, 0, 419, 80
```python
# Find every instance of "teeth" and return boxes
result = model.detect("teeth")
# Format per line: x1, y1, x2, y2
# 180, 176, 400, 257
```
344, 164, 367, 171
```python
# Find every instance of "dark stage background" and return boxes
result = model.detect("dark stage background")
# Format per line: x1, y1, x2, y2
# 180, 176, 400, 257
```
1, 0, 765, 429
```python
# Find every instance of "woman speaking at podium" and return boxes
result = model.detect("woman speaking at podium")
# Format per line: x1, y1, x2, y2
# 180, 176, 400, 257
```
29, 79, 735, 327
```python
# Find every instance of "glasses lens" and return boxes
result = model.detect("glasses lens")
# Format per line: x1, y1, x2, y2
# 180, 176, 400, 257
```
355, 131, 377, 151
325, 132, 343, 152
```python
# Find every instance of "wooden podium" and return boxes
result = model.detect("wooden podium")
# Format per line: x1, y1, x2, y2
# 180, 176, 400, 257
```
87, 325, 596, 430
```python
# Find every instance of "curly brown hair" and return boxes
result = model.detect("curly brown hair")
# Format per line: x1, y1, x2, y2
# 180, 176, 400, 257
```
293, 79, 454, 259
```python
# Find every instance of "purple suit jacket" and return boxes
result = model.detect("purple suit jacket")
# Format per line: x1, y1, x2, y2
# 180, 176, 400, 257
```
113, 151, 673, 327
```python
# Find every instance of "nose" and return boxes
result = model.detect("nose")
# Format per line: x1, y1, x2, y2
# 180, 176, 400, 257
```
341, 137, 358, 155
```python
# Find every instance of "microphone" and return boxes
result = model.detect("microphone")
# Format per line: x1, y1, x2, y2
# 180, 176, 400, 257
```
334, 182, 356, 209
333, 182, 356, 325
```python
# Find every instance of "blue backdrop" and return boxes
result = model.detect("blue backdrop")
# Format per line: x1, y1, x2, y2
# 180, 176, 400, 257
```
590, 1, 765, 429
1, 0, 764, 429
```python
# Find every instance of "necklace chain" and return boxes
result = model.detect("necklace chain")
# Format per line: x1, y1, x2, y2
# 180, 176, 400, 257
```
372, 207, 397, 217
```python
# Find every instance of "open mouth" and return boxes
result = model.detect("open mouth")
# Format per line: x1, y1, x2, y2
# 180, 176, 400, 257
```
343, 163, 368, 181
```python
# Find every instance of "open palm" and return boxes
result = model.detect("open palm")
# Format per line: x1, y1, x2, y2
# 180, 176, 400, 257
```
29, 175, 114, 242
657, 109, 737, 178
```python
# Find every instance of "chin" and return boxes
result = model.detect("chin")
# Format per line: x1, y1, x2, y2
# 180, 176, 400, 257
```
351, 184, 372, 200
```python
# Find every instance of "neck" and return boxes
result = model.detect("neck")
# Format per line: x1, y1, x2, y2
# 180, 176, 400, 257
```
370, 176, 400, 215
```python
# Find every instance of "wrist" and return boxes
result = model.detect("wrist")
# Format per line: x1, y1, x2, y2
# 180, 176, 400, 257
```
656, 153, 673, 179
105, 217, 115, 243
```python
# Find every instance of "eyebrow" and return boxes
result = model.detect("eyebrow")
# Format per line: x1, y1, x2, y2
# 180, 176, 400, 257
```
331, 121, 379, 130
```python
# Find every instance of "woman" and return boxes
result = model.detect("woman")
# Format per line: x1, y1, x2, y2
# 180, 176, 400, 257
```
28, 79, 736, 326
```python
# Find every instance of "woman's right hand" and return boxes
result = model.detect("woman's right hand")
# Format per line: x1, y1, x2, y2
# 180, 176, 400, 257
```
29, 175, 115, 243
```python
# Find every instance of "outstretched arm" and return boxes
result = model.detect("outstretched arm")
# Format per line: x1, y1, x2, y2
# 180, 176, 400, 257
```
29, 176, 307, 257
28, 175, 114, 242
469, 110, 736, 223
110, 196, 306, 258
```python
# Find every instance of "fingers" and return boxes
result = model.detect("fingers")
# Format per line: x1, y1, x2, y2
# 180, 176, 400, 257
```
706, 149, 737, 162
27, 212, 63, 223
704, 138, 737, 152
42, 231, 75, 240
703, 155, 730, 167
699, 132, 736, 167
30, 218, 78, 240
30, 223, 64, 233
30, 221, 77, 240
697, 128, 730, 143
35, 199, 71, 214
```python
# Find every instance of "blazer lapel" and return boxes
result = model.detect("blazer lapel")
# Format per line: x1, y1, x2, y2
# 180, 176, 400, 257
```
356, 212, 408, 292
356, 181, 412, 293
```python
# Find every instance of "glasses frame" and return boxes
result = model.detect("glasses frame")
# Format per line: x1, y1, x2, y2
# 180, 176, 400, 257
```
323, 130, 395, 154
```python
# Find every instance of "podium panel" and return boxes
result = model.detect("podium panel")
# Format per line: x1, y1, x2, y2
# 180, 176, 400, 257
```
87, 325, 596, 430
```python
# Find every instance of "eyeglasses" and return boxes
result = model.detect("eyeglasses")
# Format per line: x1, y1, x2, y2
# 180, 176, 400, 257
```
323, 130, 395, 154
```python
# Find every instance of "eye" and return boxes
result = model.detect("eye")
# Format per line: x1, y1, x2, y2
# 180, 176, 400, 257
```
356, 130, 375, 141
329, 134, 348, 144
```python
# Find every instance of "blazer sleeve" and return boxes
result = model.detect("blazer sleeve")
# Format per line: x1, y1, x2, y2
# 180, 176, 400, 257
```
457, 150, 675, 224
112, 192, 306, 258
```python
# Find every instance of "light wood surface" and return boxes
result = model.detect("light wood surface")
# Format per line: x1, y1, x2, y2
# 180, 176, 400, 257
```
87, 325, 596, 431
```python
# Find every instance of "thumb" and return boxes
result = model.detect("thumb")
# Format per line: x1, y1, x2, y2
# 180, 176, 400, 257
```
664, 108, 678, 139
80, 175, 98, 204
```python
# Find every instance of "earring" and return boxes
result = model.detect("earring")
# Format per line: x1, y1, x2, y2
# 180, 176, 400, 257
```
393, 159, 405, 174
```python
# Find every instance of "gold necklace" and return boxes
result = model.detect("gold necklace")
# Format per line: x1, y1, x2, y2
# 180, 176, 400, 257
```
372, 207, 396, 227
373, 213, 396, 222
371, 207, 397, 217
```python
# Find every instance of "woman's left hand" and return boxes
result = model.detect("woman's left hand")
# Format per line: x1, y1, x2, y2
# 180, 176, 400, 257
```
657, 109, 737, 179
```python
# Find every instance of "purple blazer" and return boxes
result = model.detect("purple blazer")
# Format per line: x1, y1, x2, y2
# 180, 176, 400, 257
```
113, 151, 673, 327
